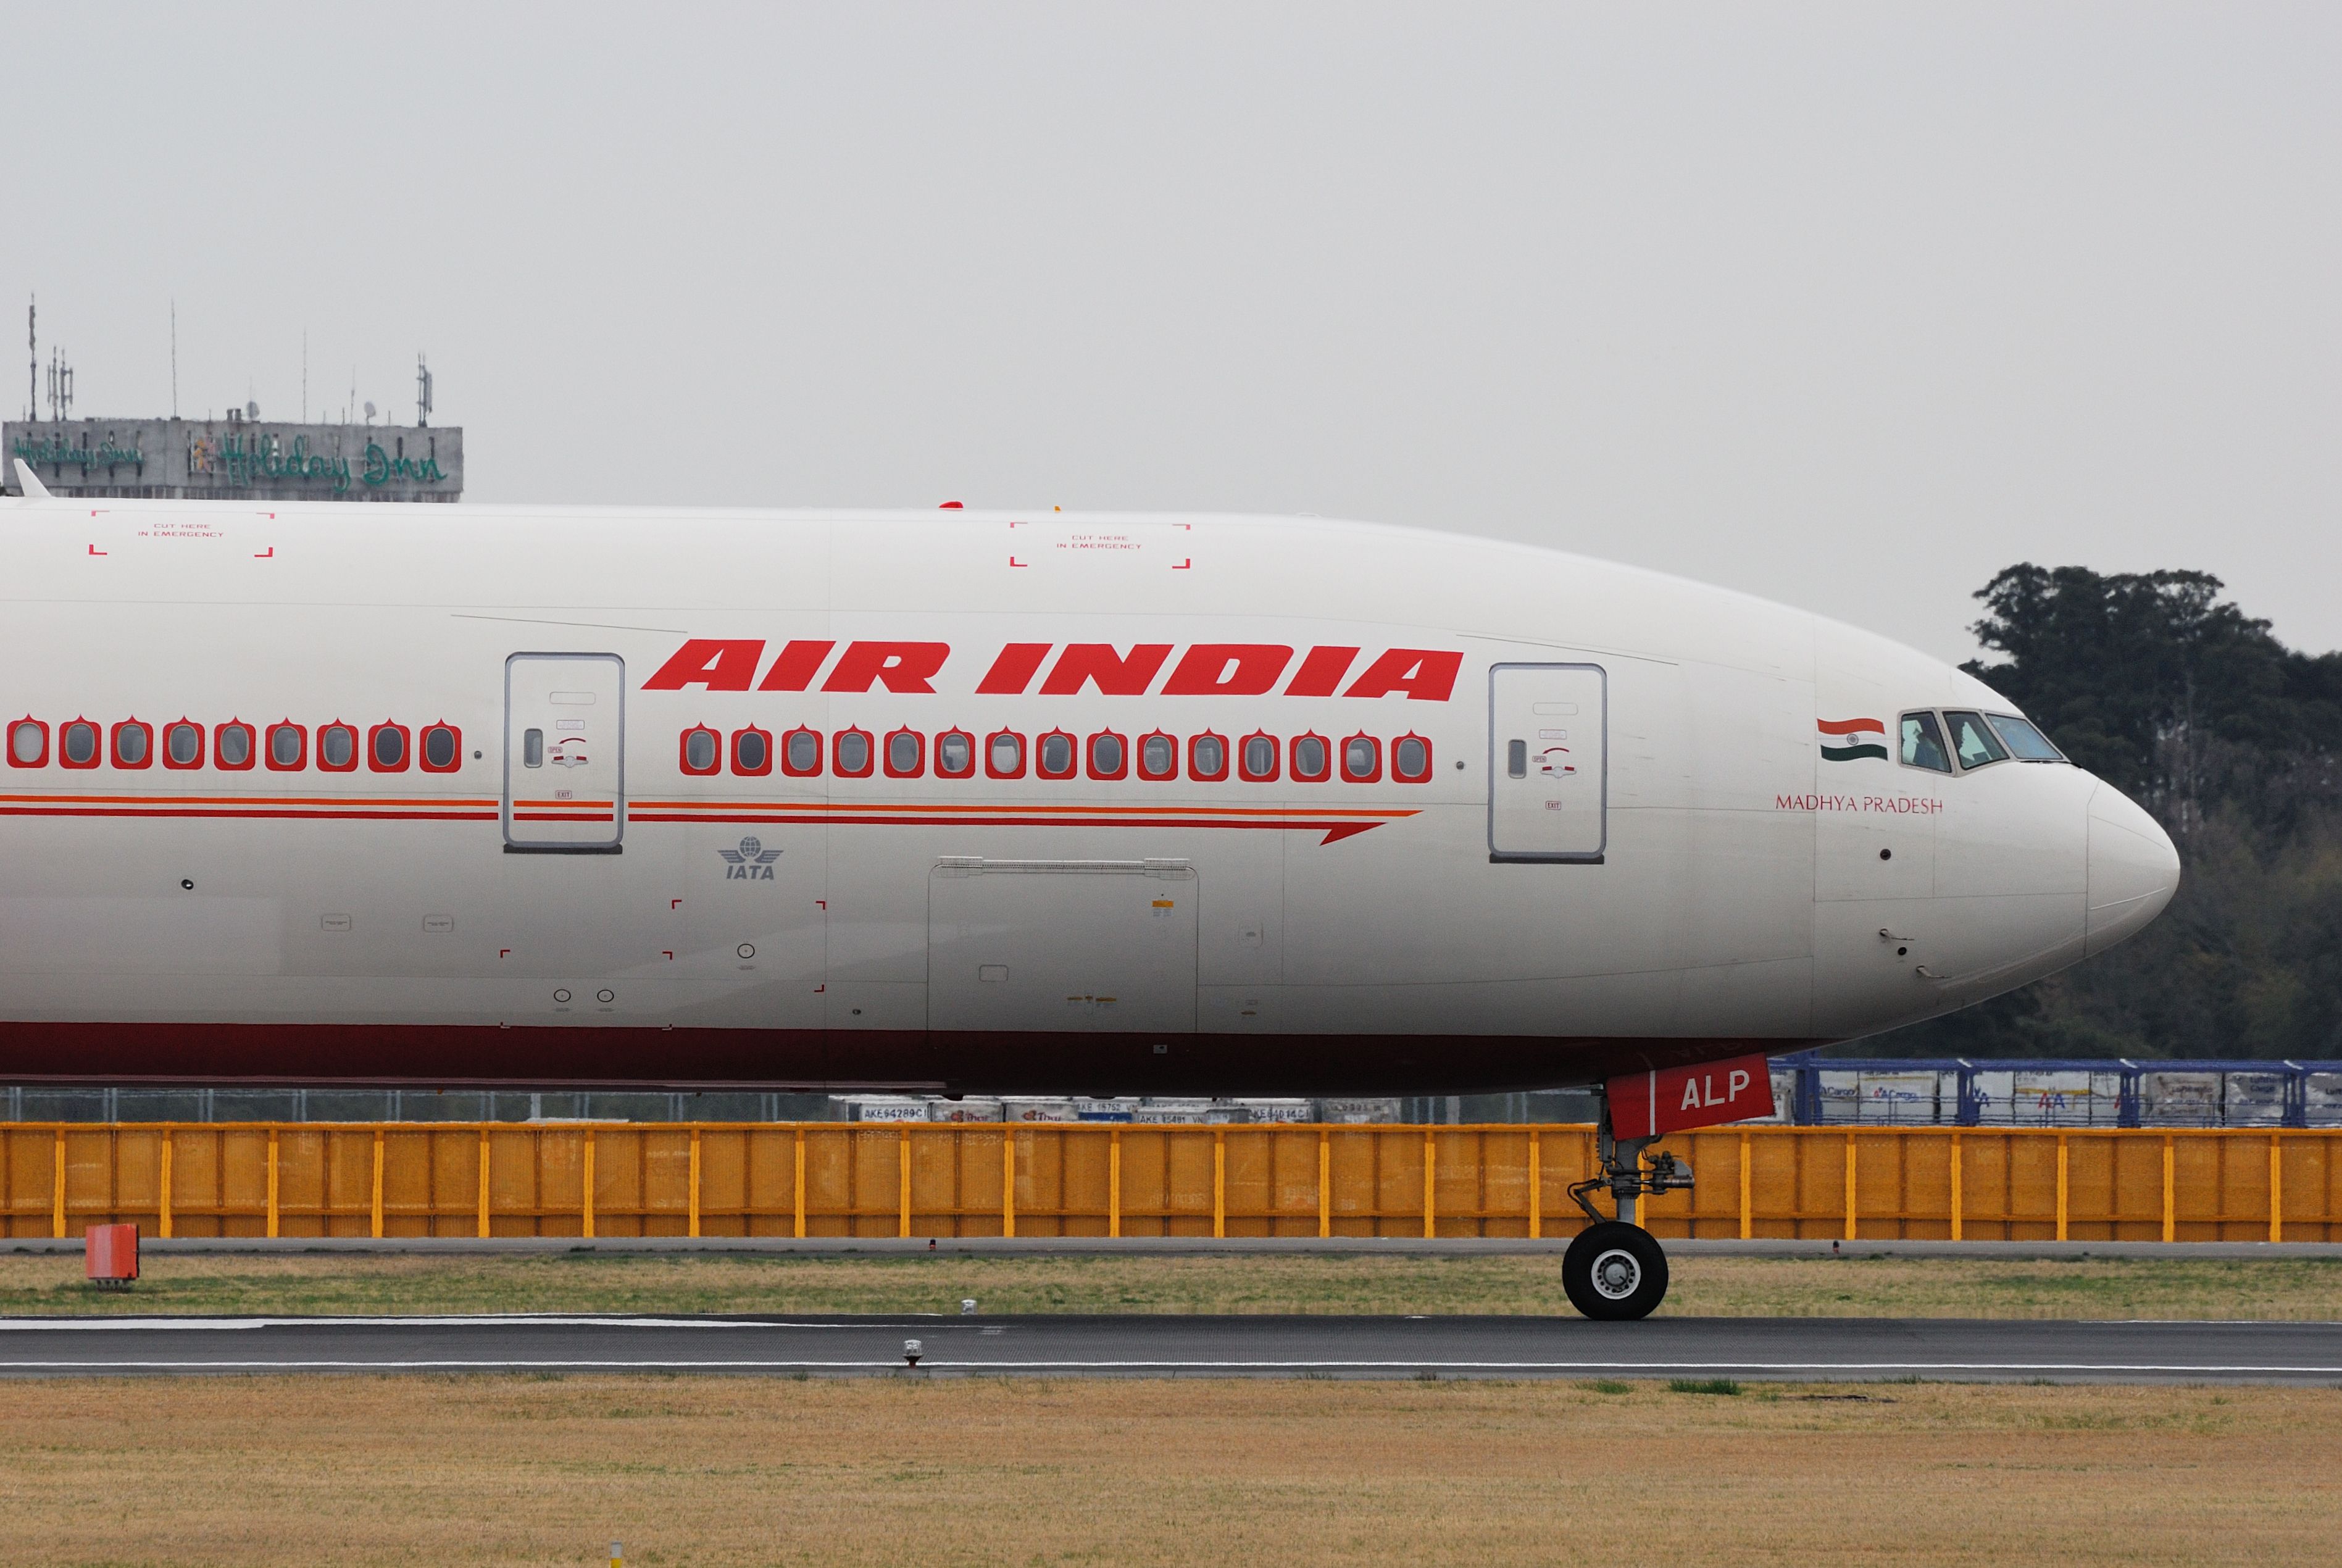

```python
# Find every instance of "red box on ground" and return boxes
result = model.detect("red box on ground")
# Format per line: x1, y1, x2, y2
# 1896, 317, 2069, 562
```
85, 1223, 138, 1282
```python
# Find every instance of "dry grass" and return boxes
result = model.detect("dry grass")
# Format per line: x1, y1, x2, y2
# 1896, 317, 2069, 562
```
0, 1250, 2338, 1320
0, 1375, 2333, 1566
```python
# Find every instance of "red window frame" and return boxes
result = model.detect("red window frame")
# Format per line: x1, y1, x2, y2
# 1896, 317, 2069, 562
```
214, 720, 257, 772
935, 728, 977, 780
317, 722, 359, 774
731, 725, 775, 777
264, 722, 307, 772
419, 722, 464, 775
1036, 728, 1078, 780
59, 719, 101, 770
984, 728, 1028, 781
7, 717, 48, 769
778, 725, 823, 778
1339, 732, 1382, 784
366, 721, 412, 774
1186, 730, 1230, 783
111, 719, 156, 771
160, 718, 206, 771
1136, 730, 1180, 782
1391, 731, 1435, 783
1290, 731, 1331, 783
678, 725, 722, 777
832, 726, 876, 779
1085, 728, 1129, 782
882, 727, 926, 778
1237, 730, 1281, 783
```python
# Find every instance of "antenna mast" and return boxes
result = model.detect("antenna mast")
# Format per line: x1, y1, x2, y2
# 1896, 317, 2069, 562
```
25, 296, 33, 422
415, 352, 432, 428
170, 300, 179, 419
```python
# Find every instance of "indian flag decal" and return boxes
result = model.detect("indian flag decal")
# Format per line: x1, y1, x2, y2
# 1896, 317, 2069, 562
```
1819, 717, 1888, 762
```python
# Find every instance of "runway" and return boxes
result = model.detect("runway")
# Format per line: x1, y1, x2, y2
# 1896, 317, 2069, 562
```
1, 1313, 2337, 1383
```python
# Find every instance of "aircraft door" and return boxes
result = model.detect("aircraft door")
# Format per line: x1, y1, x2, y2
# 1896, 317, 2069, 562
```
1488, 663, 1607, 862
504, 653, 626, 852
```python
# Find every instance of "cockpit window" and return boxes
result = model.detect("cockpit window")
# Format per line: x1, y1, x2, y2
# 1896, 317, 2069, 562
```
1986, 712, 2065, 762
1942, 711, 2008, 770
1899, 712, 1952, 774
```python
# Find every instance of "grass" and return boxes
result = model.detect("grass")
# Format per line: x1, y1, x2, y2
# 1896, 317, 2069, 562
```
0, 1375, 2333, 1565
1667, 1377, 1743, 1395
0, 1249, 2338, 1319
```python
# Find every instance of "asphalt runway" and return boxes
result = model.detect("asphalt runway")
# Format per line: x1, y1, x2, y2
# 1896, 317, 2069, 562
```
1, 1313, 2338, 1383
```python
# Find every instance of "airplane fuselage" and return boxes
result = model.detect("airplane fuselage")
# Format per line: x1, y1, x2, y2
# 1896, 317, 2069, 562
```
0, 499, 2180, 1093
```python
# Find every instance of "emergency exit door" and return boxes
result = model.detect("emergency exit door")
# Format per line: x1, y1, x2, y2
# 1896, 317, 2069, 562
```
504, 653, 626, 852
1488, 662, 1606, 862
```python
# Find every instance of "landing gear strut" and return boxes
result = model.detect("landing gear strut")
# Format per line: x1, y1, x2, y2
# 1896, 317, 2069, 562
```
1560, 1100, 1694, 1321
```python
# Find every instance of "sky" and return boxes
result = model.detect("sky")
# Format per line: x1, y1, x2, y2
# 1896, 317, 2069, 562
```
4, 2, 2335, 665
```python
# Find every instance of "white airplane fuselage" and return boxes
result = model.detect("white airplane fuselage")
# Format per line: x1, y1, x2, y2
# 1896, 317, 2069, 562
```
0, 498, 2180, 1093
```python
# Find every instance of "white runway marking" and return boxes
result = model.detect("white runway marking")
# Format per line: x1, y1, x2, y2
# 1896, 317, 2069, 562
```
0, 1359, 2336, 1376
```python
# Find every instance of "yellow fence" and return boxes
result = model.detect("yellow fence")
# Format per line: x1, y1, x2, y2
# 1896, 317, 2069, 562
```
3, 1124, 2339, 1244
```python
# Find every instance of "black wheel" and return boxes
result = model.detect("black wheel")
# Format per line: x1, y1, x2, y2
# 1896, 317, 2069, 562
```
1562, 1220, 1669, 1320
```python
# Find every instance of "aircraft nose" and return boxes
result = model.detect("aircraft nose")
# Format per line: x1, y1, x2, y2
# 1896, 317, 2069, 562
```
2085, 782, 2181, 956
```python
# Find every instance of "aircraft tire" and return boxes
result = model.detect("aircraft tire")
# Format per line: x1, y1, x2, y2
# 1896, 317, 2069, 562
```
1562, 1220, 1669, 1320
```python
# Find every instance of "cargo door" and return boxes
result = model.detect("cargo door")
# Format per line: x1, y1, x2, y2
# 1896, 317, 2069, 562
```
928, 859, 1197, 1033
1488, 663, 1607, 862
504, 653, 625, 852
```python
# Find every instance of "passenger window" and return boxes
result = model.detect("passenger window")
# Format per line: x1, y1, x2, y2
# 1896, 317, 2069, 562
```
320, 724, 357, 770
1038, 731, 1075, 778
1139, 733, 1178, 780
1507, 738, 1527, 778
114, 721, 152, 768
936, 730, 974, 777
1942, 711, 2007, 770
885, 728, 924, 777
62, 721, 98, 767
782, 727, 821, 777
733, 727, 772, 775
267, 724, 305, 769
520, 728, 543, 770
1986, 713, 2065, 763
216, 722, 254, 770
1240, 733, 1278, 782
1340, 733, 1380, 783
1392, 734, 1431, 782
835, 728, 873, 777
421, 724, 460, 772
681, 727, 720, 775
1087, 731, 1127, 780
9, 719, 46, 767
1898, 712, 1952, 774
1291, 733, 1330, 782
165, 722, 202, 767
987, 730, 1025, 778
1189, 733, 1227, 781
369, 725, 408, 771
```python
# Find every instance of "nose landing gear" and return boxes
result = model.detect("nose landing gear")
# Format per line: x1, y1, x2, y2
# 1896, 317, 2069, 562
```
1560, 1106, 1694, 1321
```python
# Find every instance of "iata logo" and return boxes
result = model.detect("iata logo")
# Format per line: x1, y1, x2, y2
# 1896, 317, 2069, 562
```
1818, 717, 1887, 763
719, 835, 781, 880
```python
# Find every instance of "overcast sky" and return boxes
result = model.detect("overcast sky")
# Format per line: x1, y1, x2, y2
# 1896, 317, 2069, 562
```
6, 3, 2335, 664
